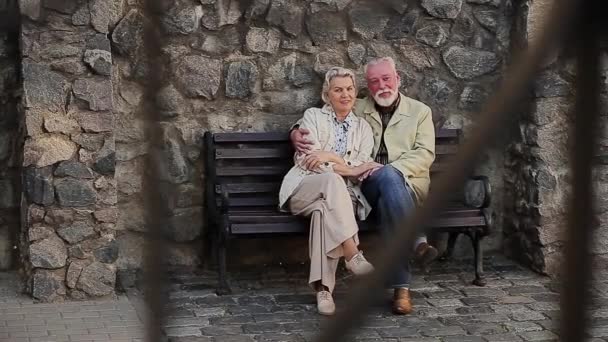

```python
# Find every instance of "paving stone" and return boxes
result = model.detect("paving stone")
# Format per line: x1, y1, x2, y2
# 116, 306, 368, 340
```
510, 309, 546, 322
527, 292, 559, 302
455, 305, 495, 315
463, 323, 508, 335
427, 298, 463, 307
443, 336, 485, 342
517, 330, 558, 341
503, 322, 543, 333
507, 286, 549, 295
377, 327, 418, 338
461, 296, 497, 305
420, 326, 467, 337
483, 333, 524, 341
200, 325, 244, 336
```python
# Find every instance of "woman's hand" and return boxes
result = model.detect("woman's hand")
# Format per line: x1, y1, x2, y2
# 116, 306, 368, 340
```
303, 151, 341, 170
353, 162, 383, 180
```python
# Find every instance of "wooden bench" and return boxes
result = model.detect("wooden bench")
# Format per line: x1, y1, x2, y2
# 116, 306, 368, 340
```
203, 129, 492, 294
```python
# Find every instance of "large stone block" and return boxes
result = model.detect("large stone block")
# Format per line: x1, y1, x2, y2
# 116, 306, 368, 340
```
313, 50, 344, 75
55, 160, 94, 179
55, 179, 97, 207
349, 2, 390, 40
73, 78, 114, 112
245, 0, 270, 19
266, 0, 303, 37
24, 134, 77, 168
111, 9, 144, 57
225, 60, 258, 99
84, 49, 112, 76
24, 166, 54, 205
416, 24, 448, 47
245, 27, 281, 54
57, 221, 97, 244
421, 0, 463, 19
305, 11, 347, 46
76, 261, 116, 296
90, 0, 112, 33
174, 55, 221, 99
22, 62, 69, 111
32, 269, 66, 301
443, 46, 500, 80
30, 235, 67, 269
161, 1, 203, 35
43, 113, 80, 135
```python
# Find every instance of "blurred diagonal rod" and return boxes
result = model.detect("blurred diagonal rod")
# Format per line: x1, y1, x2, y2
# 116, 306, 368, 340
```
315, 0, 579, 341
560, 1, 602, 341
142, 0, 169, 341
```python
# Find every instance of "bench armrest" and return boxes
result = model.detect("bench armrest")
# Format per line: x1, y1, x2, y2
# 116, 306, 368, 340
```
464, 175, 491, 209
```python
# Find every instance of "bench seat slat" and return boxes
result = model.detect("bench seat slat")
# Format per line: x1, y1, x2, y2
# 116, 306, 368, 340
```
231, 216, 486, 235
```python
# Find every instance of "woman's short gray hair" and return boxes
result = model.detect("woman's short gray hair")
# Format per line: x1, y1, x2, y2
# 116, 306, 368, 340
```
321, 67, 357, 104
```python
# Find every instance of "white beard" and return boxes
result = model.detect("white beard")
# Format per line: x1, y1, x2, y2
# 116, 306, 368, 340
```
373, 90, 399, 107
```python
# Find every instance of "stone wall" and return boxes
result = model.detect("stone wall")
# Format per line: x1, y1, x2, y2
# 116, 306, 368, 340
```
111, 0, 513, 268
19, 1, 119, 301
0, 24, 20, 270
15, 0, 514, 301
503, 0, 608, 275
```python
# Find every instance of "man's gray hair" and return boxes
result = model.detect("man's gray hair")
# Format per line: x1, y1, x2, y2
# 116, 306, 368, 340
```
321, 67, 357, 104
364, 56, 398, 76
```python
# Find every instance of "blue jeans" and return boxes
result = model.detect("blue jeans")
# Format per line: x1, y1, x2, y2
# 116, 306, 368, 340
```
361, 165, 416, 288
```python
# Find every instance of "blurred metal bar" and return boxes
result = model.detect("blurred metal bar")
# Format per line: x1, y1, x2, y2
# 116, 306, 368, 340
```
560, 1, 602, 341
141, 0, 170, 341
315, 0, 579, 340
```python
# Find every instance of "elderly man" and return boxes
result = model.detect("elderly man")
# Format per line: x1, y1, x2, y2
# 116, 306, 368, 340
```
290, 57, 437, 315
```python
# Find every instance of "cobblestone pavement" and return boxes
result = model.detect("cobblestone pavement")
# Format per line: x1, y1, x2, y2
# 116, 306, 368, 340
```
2, 254, 608, 342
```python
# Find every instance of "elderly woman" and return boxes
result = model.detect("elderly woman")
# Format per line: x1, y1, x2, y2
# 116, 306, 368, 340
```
279, 67, 381, 315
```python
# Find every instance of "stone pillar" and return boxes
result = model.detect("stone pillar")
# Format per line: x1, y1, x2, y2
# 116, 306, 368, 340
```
20, 0, 118, 301
0, 20, 20, 270
504, 0, 608, 275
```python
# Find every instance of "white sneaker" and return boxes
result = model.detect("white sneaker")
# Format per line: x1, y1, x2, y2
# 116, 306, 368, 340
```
345, 251, 374, 276
316, 290, 335, 315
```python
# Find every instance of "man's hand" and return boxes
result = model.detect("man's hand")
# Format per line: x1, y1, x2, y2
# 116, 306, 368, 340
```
290, 128, 314, 154
303, 151, 336, 170
358, 162, 383, 182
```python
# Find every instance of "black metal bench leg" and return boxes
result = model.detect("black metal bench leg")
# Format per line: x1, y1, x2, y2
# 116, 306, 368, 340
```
439, 232, 459, 261
471, 232, 487, 287
216, 236, 232, 295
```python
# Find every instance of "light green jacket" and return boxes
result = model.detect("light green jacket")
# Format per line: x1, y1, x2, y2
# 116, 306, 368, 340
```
353, 93, 436, 204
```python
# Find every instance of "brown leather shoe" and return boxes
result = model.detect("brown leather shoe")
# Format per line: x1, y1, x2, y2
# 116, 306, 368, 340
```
392, 288, 413, 315
414, 242, 438, 269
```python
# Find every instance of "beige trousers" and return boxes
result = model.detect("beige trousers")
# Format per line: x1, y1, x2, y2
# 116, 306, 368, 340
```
288, 173, 359, 293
